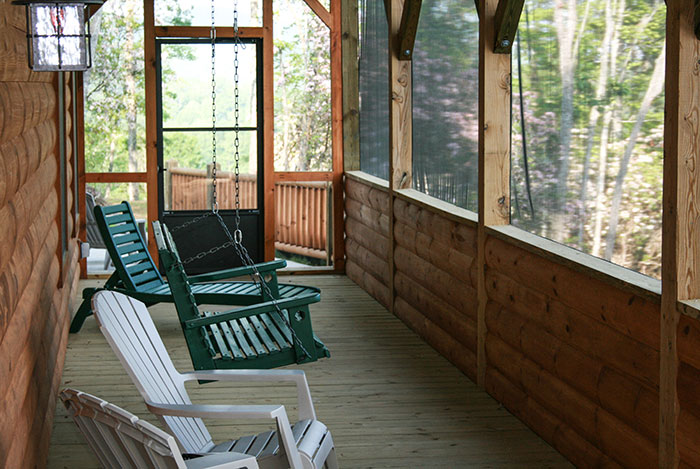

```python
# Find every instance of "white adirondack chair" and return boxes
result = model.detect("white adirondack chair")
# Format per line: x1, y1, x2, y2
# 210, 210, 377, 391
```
59, 388, 258, 469
91, 290, 338, 469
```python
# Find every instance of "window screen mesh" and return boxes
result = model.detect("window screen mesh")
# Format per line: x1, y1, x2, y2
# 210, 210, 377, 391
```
358, 0, 389, 180
412, 0, 479, 211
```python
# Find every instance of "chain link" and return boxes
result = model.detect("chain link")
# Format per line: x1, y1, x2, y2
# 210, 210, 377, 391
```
169, 211, 213, 234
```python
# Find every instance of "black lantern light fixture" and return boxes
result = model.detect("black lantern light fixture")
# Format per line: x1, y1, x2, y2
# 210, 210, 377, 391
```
12, 1, 103, 71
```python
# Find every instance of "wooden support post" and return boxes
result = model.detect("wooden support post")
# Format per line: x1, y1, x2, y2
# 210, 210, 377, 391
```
263, 0, 275, 261
695, 0, 700, 41
388, 0, 413, 313
342, 0, 360, 171
144, 0, 158, 262
397, 0, 422, 60
76, 72, 87, 278
390, 0, 412, 191
660, 2, 700, 467
331, 0, 345, 271
493, 0, 525, 54
477, 0, 511, 387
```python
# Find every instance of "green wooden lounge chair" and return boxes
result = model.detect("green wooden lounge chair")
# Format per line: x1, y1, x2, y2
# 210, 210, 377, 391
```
71, 201, 289, 333
152, 220, 330, 370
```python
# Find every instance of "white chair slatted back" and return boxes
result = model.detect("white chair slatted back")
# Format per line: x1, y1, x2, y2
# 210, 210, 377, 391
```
60, 389, 184, 469
92, 291, 214, 453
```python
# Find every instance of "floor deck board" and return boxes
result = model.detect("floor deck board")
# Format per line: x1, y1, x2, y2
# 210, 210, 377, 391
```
47, 275, 572, 468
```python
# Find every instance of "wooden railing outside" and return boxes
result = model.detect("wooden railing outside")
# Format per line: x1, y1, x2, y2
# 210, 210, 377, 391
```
166, 162, 257, 211
275, 180, 332, 261
165, 160, 332, 263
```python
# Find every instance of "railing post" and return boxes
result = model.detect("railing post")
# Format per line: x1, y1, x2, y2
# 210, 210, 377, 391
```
326, 181, 333, 266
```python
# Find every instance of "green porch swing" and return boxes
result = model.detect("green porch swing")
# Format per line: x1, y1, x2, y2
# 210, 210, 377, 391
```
151, 0, 330, 371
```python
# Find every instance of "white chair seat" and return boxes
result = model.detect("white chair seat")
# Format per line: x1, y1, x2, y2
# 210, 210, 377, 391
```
211, 420, 335, 469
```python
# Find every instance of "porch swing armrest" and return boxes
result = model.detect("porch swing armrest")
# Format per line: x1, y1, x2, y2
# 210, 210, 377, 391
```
188, 260, 287, 283
180, 369, 316, 421
183, 295, 320, 329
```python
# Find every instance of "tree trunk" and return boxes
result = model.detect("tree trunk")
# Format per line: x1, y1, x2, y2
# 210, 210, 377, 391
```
604, 42, 665, 260
577, 0, 613, 246
591, 107, 612, 257
550, 0, 577, 242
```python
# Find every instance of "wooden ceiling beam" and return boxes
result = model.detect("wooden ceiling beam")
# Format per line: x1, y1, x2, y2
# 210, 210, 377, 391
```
493, 0, 524, 54
302, 0, 332, 29
396, 0, 422, 60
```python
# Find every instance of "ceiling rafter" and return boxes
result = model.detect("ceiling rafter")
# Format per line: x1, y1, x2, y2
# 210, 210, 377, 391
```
396, 0, 422, 60
493, 0, 525, 54
302, 0, 332, 29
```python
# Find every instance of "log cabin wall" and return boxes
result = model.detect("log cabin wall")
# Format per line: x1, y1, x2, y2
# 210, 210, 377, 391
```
0, 2, 81, 467
344, 172, 700, 467
344, 176, 392, 309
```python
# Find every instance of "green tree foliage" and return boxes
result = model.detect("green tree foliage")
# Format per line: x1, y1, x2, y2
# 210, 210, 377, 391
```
511, 0, 665, 278
84, 0, 193, 201
273, 0, 332, 171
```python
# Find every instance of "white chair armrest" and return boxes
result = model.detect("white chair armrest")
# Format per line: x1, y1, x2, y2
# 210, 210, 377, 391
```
180, 370, 316, 420
149, 402, 305, 469
184, 452, 259, 469
146, 402, 283, 420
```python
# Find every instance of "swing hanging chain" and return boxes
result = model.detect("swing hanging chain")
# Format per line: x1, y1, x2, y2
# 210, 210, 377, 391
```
211, 0, 219, 213
173, 0, 311, 361
232, 0, 242, 232
213, 212, 312, 360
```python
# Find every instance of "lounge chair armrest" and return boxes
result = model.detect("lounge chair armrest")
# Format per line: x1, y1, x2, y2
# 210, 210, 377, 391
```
183, 295, 319, 329
147, 402, 305, 468
184, 452, 259, 469
180, 370, 315, 420
188, 260, 287, 283
146, 402, 284, 420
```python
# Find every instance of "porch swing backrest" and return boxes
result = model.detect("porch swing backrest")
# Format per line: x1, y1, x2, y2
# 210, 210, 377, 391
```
94, 202, 165, 292
155, 221, 220, 324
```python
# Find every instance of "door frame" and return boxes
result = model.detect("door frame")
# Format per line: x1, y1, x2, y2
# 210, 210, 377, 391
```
143, 0, 344, 271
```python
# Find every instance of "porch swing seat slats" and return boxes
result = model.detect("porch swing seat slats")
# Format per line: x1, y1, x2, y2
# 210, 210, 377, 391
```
204, 313, 291, 361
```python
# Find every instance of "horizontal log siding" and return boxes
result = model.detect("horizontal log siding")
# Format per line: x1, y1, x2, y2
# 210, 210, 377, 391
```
344, 178, 391, 309
484, 235, 664, 468
393, 197, 478, 381
344, 174, 700, 467
0, 3, 81, 467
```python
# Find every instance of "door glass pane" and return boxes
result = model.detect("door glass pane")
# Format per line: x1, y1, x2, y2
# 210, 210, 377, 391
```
161, 42, 257, 129
163, 130, 258, 210
155, 0, 262, 27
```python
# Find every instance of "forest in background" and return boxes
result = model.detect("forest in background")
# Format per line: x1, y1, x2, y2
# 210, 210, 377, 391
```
84, 0, 332, 217
359, 0, 665, 279
511, 0, 665, 278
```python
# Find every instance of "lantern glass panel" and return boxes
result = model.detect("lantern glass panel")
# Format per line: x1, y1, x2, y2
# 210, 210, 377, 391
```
29, 4, 88, 71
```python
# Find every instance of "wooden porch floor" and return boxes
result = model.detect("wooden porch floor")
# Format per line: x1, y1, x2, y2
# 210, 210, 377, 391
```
47, 275, 573, 468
